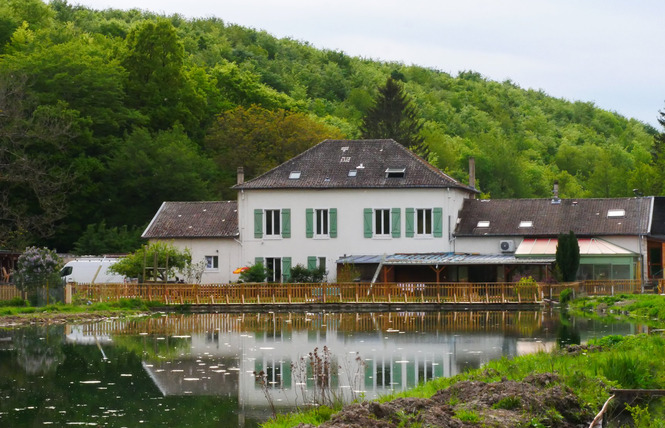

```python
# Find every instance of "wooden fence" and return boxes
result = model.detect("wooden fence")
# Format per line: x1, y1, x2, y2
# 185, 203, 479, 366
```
0, 285, 22, 301
0, 279, 653, 305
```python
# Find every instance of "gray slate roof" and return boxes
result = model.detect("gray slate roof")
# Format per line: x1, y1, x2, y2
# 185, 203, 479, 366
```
233, 139, 476, 191
455, 197, 653, 237
142, 201, 238, 239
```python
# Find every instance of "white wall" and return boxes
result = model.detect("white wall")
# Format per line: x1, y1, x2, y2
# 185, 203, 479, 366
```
150, 238, 242, 284
237, 188, 469, 281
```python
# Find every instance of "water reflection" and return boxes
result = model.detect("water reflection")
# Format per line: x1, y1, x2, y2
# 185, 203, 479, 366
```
0, 310, 642, 427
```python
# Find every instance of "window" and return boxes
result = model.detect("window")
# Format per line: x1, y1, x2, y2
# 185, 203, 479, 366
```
348, 169, 357, 177
266, 257, 282, 282
385, 168, 406, 178
289, 171, 301, 179
265, 209, 281, 236
477, 220, 490, 228
205, 255, 218, 270
374, 209, 391, 236
416, 209, 432, 236
519, 221, 533, 228
316, 209, 329, 236
608, 209, 625, 218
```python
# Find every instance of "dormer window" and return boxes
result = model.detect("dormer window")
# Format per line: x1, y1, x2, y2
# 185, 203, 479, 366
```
385, 168, 406, 178
519, 221, 533, 228
477, 221, 490, 228
608, 209, 625, 218
289, 171, 301, 179
348, 170, 357, 177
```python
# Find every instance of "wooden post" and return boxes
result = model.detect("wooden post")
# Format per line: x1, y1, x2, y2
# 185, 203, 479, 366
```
241, 294, 245, 304
355, 292, 359, 303
226, 294, 229, 304
257, 295, 260, 304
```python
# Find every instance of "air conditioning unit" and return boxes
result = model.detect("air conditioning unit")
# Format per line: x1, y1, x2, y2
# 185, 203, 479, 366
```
500, 240, 515, 252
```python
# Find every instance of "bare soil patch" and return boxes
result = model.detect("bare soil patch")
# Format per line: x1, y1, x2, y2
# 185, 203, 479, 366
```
297, 373, 592, 428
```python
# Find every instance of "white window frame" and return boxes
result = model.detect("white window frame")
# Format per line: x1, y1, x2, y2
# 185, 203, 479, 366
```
315, 208, 329, 237
415, 208, 433, 237
204, 255, 218, 271
265, 209, 281, 237
265, 257, 282, 283
374, 208, 391, 237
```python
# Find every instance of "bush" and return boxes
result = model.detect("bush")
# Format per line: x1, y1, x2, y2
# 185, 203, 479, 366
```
559, 288, 573, 304
239, 263, 267, 282
0, 297, 28, 307
14, 247, 63, 293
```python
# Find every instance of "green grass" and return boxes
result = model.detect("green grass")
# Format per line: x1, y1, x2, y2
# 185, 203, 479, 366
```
0, 298, 160, 316
569, 294, 665, 327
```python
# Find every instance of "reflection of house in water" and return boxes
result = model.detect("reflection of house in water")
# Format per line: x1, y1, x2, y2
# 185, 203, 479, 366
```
65, 312, 566, 408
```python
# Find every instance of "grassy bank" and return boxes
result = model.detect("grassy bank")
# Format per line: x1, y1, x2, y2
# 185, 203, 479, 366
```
570, 293, 665, 327
0, 297, 160, 317
263, 296, 665, 427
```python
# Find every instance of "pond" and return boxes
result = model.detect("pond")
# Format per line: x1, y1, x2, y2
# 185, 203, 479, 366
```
0, 310, 644, 427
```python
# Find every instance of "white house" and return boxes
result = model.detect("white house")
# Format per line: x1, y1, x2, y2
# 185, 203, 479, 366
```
232, 139, 477, 282
142, 201, 241, 283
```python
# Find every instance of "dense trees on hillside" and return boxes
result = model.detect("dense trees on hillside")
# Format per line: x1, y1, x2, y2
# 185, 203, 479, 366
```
0, 0, 660, 252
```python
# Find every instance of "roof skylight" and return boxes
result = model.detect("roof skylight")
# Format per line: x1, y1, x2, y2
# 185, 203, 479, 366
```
385, 168, 406, 178
477, 221, 490, 228
519, 221, 533, 228
289, 171, 301, 179
348, 170, 357, 177
607, 209, 625, 218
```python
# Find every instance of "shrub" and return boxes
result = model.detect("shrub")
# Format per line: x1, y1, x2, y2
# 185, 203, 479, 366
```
559, 288, 573, 304
13, 247, 63, 294
239, 262, 267, 282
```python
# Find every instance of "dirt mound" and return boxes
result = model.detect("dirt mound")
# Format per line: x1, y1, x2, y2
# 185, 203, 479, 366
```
296, 373, 592, 428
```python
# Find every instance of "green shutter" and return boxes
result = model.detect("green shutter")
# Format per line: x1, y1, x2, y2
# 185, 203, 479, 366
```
254, 209, 263, 238
391, 208, 401, 238
306, 208, 314, 238
405, 208, 415, 237
282, 257, 292, 282
307, 256, 318, 270
433, 207, 443, 237
282, 208, 291, 238
330, 208, 337, 238
363, 208, 373, 238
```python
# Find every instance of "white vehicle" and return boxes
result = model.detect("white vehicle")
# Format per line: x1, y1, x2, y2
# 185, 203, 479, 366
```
60, 257, 125, 284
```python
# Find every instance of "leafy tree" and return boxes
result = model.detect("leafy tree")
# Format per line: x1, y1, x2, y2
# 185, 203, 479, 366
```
72, 221, 144, 255
204, 105, 344, 198
555, 231, 580, 282
0, 73, 81, 248
103, 126, 218, 227
108, 242, 191, 282
122, 19, 206, 136
360, 76, 427, 157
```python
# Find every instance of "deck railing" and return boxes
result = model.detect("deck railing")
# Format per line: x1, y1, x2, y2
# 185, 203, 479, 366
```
66, 279, 646, 305
0, 279, 652, 305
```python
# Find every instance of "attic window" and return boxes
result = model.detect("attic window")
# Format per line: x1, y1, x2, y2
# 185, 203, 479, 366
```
289, 171, 301, 180
477, 221, 490, 228
348, 170, 357, 177
385, 168, 406, 178
519, 221, 533, 228
607, 209, 625, 218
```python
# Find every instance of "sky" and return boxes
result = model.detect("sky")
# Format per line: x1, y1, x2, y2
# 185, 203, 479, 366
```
69, 0, 665, 127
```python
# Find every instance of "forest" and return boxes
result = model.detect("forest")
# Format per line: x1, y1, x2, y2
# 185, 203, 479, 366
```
1, 0, 663, 254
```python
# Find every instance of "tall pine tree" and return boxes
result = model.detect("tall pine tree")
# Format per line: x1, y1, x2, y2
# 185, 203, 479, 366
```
555, 231, 580, 282
360, 76, 428, 158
